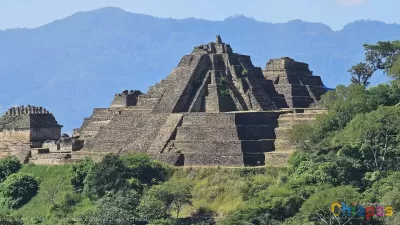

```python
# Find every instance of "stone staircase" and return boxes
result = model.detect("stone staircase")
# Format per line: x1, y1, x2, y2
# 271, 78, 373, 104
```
265, 109, 327, 166
28, 148, 73, 165
164, 112, 280, 166
78, 108, 115, 140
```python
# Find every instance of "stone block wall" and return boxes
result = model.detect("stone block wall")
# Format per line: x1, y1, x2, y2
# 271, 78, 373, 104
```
111, 90, 143, 108
0, 129, 31, 143
30, 127, 61, 142
161, 112, 279, 166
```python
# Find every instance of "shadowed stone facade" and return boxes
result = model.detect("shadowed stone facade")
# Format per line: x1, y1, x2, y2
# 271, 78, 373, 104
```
73, 36, 329, 167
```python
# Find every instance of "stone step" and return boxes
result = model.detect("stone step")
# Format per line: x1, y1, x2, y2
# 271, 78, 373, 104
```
182, 113, 235, 126
273, 140, 296, 152
274, 127, 291, 139
176, 125, 276, 141
181, 112, 279, 126
274, 84, 311, 96
28, 158, 74, 165
169, 140, 275, 154
279, 113, 320, 119
277, 117, 316, 127
136, 95, 159, 108
30, 153, 71, 160
234, 112, 280, 125
148, 153, 184, 166
182, 153, 247, 166
148, 114, 183, 153
264, 152, 292, 167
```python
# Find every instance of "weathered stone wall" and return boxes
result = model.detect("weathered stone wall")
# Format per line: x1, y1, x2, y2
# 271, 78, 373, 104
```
0, 115, 30, 130
77, 108, 115, 140
266, 57, 311, 74
84, 111, 171, 154
110, 90, 142, 108
30, 127, 61, 142
162, 112, 279, 166
0, 130, 31, 143
153, 54, 211, 112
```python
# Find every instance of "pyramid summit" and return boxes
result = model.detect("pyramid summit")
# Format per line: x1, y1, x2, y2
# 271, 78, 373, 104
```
0, 36, 328, 166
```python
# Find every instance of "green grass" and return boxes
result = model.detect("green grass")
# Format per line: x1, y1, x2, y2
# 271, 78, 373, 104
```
173, 166, 286, 217
2, 163, 93, 225
1, 163, 286, 224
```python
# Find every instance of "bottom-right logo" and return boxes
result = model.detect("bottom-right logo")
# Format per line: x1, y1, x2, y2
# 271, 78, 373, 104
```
331, 202, 394, 221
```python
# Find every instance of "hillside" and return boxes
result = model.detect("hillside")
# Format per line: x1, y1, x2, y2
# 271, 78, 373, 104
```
2, 163, 284, 224
0, 7, 399, 131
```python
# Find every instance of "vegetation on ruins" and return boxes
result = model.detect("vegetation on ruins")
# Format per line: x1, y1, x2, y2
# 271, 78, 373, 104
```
217, 76, 230, 97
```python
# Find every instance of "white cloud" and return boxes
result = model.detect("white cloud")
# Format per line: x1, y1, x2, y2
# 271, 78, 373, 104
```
337, 0, 367, 7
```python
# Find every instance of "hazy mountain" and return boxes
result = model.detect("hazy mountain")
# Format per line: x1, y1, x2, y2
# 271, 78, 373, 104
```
0, 7, 398, 132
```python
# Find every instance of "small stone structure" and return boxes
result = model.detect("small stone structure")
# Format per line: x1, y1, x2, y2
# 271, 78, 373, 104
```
0, 105, 62, 162
262, 57, 327, 108
72, 36, 329, 167
110, 90, 143, 108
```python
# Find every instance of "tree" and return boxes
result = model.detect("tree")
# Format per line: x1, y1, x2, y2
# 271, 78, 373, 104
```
81, 189, 143, 225
140, 179, 193, 219
84, 154, 129, 199
137, 194, 170, 222
348, 62, 375, 86
121, 153, 172, 186
298, 186, 362, 225
334, 106, 400, 172
0, 214, 23, 225
363, 40, 400, 73
221, 186, 303, 224
0, 156, 21, 182
69, 157, 94, 193
0, 173, 39, 209
50, 193, 82, 219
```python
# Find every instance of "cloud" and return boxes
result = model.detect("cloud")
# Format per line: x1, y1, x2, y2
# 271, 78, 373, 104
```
337, 0, 367, 7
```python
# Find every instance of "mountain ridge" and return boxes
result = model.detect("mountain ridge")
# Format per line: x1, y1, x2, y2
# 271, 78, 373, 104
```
1, 7, 396, 32
0, 7, 397, 132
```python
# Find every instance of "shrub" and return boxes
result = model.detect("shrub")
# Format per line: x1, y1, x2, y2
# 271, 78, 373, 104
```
0, 173, 39, 209
122, 153, 172, 185
0, 156, 21, 182
140, 179, 193, 219
69, 157, 94, 193
0, 214, 23, 225
81, 189, 143, 225
50, 193, 82, 218
84, 154, 129, 199
148, 218, 175, 225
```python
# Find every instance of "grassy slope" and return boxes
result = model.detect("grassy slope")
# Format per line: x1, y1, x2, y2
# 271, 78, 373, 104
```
4, 164, 94, 225
173, 167, 286, 218
2, 164, 286, 224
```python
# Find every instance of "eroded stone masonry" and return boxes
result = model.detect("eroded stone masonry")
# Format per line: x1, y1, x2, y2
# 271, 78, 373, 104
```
0, 36, 328, 166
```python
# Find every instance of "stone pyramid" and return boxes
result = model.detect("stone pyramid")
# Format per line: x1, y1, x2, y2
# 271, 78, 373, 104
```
75, 36, 328, 166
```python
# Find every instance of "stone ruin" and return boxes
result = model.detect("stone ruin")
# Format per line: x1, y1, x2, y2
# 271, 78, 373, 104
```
72, 36, 329, 166
0, 105, 83, 164
0, 36, 329, 166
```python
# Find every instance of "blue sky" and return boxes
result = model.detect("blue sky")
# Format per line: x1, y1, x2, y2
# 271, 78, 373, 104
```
0, 0, 398, 30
